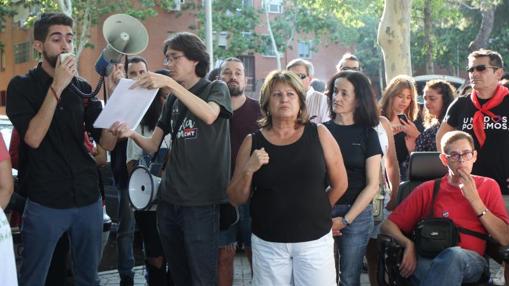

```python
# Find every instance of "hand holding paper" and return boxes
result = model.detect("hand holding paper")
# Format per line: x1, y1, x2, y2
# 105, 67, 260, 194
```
94, 78, 159, 130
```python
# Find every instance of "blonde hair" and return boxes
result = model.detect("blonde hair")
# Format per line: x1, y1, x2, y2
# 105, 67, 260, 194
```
440, 131, 474, 154
380, 75, 418, 121
258, 70, 309, 129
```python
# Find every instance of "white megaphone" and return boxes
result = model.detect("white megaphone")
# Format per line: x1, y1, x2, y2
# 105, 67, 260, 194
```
128, 166, 161, 211
95, 14, 149, 76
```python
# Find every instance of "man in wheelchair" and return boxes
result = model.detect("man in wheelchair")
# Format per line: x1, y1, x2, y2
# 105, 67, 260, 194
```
381, 131, 509, 285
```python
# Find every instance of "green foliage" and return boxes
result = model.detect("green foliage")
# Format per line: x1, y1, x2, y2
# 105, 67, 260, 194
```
194, 0, 263, 60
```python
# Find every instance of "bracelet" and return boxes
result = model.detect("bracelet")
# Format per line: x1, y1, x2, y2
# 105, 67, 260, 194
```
477, 208, 488, 218
49, 85, 60, 102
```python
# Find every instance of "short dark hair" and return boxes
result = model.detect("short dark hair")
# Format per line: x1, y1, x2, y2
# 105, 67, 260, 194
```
220, 57, 243, 72
163, 32, 209, 78
326, 71, 379, 127
128, 56, 148, 67
468, 49, 504, 69
34, 13, 73, 42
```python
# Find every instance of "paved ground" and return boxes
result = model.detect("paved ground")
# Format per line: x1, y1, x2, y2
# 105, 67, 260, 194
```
98, 253, 255, 286
98, 253, 373, 286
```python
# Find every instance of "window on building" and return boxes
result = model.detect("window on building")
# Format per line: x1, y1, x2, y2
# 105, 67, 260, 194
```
298, 41, 312, 59
169, 0, 185, 11
264, 0, 282, 13
218, 32, 228, 48
14, 42, 30, 64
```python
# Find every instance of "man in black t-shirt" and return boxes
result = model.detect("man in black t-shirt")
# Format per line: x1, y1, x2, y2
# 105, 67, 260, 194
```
436, 49, 509, 283
112, 32, 232, 285
437, 49, 509, 195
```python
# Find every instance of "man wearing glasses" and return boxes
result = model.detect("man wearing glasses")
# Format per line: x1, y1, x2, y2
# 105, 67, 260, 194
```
382, 131, 509, 285
336, 53, 360, 72
111, 32, 232, 285
286, 58, 330, 123
436, 49, 509, 283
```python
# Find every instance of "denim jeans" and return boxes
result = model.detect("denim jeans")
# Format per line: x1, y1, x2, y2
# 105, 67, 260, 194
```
157, 201, 219, 286
411, 246, 487, 285
20, 199, 102, 286
117, 187, 135, 279
332, 204, 374, 286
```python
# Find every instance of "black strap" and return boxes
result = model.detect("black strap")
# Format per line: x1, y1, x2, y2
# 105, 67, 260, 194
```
458, 227, 493, 242
427, 178, 442, 218
428, 178, 493, 242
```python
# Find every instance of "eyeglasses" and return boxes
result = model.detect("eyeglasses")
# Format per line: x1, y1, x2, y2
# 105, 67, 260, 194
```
444, 150, 474, 162
296, 73, 308, 80
340, 66, 360, 71
466, 64, 500, 73
163, 54, 185, 65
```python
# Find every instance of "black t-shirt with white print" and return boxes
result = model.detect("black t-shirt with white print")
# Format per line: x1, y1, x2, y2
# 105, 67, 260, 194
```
444, 94, 509, 195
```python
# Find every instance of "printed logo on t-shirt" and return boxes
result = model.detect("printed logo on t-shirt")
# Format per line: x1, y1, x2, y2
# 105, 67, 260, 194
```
177, 117, 199, 140
461, 115, 508, 131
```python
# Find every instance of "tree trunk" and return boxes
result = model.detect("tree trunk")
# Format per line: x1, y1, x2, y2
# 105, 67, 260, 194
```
423, 0, 434, 74
469, 1, 495, 52
265, 10, 281, 70
377, 0, 413, 83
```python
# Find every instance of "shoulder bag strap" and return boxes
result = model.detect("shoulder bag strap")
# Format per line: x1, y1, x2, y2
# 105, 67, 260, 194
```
427, 178, 442, 218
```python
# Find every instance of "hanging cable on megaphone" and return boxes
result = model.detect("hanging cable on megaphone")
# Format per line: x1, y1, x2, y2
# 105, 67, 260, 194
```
68, 14, 149, 98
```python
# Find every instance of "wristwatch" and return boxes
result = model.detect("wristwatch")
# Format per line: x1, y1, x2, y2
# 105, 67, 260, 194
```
342, 216, 351, 226
477, 208, 488, 218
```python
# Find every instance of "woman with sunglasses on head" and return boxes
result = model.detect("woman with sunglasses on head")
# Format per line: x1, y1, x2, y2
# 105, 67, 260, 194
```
405, 80, 456, 153
324, 71, 382, 286
380, 75, 423, 180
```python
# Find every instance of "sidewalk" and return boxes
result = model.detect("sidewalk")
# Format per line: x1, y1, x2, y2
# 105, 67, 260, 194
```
98, 253, 254, 286
98, 253, 371, 285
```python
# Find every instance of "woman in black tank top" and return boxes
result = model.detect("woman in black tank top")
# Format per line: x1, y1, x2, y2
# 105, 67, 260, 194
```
227, 70, 348, 286
324, 71, 383, 286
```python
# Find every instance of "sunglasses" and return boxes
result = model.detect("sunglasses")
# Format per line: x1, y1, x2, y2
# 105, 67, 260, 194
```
466, 64, 500, 73
296, 73, 308, 80
340, 66, 360, 71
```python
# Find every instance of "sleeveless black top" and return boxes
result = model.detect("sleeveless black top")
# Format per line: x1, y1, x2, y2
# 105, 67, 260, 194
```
250, 123, 331, 243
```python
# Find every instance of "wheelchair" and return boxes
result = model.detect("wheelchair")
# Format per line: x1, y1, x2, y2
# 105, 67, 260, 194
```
376, 152, 509, 286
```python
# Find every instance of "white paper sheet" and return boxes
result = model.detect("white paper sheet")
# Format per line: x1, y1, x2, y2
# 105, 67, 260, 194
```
93, 78, 159, 130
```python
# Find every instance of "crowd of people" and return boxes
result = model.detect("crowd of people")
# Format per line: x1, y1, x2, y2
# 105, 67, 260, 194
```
1, 11, 509, 286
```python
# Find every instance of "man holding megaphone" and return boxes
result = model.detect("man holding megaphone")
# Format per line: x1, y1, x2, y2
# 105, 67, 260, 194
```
6, 13, 119, 286
111, 32, 232, 285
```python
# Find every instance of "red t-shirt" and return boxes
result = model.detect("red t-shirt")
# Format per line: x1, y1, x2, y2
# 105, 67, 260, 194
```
389, 175, 509, 256
0, 134, 9, 162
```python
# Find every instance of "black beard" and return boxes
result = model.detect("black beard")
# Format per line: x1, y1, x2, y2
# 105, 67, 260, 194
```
228, 85, 244, 97
43, 51, 58, 68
